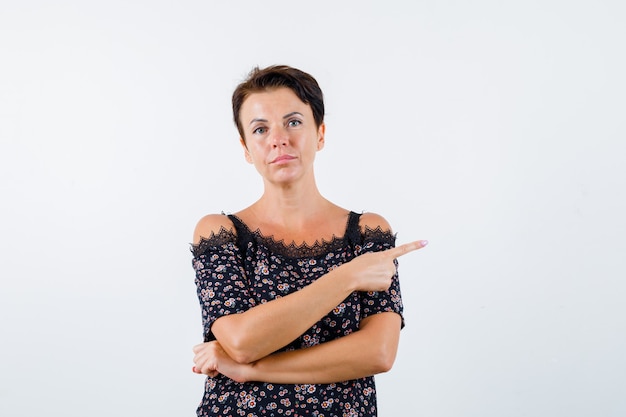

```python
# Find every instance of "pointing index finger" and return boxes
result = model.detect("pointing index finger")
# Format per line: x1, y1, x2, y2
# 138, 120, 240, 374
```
386, 240, 428, 259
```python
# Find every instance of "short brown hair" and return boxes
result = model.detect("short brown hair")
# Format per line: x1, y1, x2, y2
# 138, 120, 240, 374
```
232, 65, 325, 141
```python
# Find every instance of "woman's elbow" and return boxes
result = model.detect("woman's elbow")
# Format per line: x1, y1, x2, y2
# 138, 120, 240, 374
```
370, 343, 398, 374
212, 319, 259, 364
216, 334, 259, 364
376, 352, 398, 374
359, 312, 402, 374
229, 345, 258, 364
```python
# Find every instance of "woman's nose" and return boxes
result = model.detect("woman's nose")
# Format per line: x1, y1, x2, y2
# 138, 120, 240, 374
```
270, 128, 288, 147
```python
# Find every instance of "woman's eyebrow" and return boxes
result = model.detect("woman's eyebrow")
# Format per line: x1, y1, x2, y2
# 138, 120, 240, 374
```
283, 112, 303, 119
249, 112, 303, 125
249, 118, 268, 125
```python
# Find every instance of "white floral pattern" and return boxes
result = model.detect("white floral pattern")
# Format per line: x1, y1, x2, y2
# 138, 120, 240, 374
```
191, 212, 403, 416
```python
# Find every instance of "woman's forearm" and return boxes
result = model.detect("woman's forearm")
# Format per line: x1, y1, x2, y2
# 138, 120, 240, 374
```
244, 312, 402, 384
212, 266, 356, 364
212, 243, 409, 364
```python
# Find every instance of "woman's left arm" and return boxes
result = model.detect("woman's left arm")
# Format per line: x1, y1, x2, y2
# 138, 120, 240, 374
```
193, 311, 401, 384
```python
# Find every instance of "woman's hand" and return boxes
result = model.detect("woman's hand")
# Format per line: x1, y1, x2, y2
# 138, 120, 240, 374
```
192, 341, 252, 383
340, 240, 428, 292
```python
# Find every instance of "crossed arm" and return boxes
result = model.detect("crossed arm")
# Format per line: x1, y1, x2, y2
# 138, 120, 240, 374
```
191, 214, 426, 384
193, 311, 401, 384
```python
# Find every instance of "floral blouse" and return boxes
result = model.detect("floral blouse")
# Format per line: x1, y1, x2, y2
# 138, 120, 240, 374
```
191, 211, 404, 417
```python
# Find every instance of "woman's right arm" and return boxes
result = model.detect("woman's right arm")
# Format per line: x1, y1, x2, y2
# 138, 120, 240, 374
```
194, 214, 424, 365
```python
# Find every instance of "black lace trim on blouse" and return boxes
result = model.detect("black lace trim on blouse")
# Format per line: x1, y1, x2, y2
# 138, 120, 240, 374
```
190, 212, 396, 259
190, 226, 237, 258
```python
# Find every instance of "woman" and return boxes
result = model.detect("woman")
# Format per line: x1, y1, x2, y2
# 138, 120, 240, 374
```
191, 65, 427, 416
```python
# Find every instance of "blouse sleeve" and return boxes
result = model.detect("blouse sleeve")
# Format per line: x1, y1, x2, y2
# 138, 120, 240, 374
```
191, 232, 256, 342
356, 230, 405, 328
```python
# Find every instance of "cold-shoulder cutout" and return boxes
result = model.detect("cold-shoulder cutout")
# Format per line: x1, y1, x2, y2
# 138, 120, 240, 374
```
193, 213, 236, 244
358, 212, 393, 234
190, 214, 239, 258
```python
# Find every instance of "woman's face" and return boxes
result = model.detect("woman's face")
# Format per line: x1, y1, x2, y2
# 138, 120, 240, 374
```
239, 87, 325, 186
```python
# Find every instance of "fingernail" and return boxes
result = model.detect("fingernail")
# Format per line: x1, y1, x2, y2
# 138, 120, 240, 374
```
421, 240, 429, 246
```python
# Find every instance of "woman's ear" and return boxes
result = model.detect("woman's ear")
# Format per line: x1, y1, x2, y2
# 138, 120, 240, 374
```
240, 137, 253, 164
317, 123, 326, 151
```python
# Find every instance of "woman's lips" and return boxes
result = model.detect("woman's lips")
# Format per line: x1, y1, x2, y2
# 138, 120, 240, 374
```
271, 155, 296, 164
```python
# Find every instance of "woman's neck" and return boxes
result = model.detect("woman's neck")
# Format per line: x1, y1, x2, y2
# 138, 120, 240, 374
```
253, 186, 330, 226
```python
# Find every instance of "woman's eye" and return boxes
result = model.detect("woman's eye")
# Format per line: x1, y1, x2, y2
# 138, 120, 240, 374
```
252, 126, 267, 135
287, 119, 302, 127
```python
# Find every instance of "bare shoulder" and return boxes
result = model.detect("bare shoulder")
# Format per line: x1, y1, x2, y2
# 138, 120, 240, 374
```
193, 213, 235, 244
358, 212, 393, 233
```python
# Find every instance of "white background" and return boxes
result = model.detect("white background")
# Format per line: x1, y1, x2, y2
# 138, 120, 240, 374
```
1, 1, 625, 416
